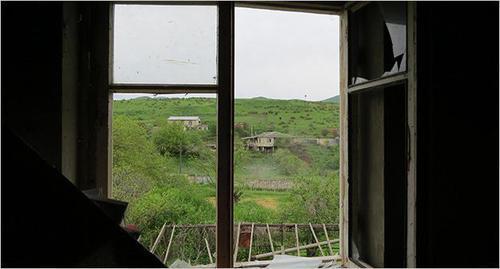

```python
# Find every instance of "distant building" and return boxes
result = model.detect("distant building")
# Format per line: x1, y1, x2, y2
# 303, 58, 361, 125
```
316, 137, 339, 146
168, 116, 208, 131
242, 131, 291, 152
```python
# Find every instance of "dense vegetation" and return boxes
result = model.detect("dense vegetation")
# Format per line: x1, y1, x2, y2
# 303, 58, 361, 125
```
112, 96, 340, 264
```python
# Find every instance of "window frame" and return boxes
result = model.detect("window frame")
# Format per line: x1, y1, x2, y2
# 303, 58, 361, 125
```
108, 2, 235, 267
339, 1, 417, 268
103, 2, 377, 268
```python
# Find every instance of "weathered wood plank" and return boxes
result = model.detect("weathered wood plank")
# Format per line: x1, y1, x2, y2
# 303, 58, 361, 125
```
150, 222, 167, 253
247, 223, 255, 262
205, 237, 213, 264
295, 224, 300, 256
253, 239, 339, 259
233, 222, 241, 264
163, 225, 176, 264
309, 223, 325, 256
266, 224, 275, 255
339, 7, 349, 266
323, 224, 334, 256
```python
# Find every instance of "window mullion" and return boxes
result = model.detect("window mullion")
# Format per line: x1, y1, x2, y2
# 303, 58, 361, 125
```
216, 2, 235, 268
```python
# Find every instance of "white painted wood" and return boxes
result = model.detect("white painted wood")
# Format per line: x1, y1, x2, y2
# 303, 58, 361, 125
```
347, 73, 408, 94
339, 8, 350, 267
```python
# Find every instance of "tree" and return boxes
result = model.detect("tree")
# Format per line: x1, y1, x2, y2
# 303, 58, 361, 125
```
153, 122, 203, 173
112, 115, 171, 202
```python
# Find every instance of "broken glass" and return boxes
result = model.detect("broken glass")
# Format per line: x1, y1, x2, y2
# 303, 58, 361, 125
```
348, 2, 407, 85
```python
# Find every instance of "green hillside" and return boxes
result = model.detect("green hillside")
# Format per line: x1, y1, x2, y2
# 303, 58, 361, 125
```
113, 97, 339, 137
111, 96, 340, 258
321, 95, 340, 103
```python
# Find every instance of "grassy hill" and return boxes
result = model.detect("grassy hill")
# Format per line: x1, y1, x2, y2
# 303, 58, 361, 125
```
113, 97, 339, 137
321, 95, 340, 103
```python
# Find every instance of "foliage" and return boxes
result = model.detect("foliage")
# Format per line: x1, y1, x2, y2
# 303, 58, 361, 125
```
112, 115, 175, 202
113, 97, 339, 137
152, 122, 203, 157
112, 96, 341, 262
273, 148, 309, 176
279, 174, 340, 224
126, 180, 216, 248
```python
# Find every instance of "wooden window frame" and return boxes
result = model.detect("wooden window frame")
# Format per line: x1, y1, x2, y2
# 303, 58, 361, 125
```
101, 2, 389, 268
339, 2, 417, 268
107, 2, 236, 267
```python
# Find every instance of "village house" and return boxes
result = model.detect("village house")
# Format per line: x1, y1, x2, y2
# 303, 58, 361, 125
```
242, 131, 290, 152
167, 116, 208, 131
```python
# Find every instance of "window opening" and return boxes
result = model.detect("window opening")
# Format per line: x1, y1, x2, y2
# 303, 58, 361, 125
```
232, 6, 341, 266
111, 93, 217, 266
111, 4, 220, 267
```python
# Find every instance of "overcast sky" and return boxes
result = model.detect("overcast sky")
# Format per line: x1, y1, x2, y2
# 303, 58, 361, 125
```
113, 6, 339, 101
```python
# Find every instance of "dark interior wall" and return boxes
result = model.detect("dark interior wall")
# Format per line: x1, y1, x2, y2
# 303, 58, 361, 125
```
1, 2, 63, 169
417, 2, 499, 267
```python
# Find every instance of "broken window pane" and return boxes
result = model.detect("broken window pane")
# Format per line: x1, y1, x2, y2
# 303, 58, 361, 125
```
112, 5, 218, 85
348, 2, 407, 85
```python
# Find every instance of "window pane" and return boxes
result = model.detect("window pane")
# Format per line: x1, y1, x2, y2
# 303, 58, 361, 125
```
348, 84, 407, 267
234, 7, 341, 265
112, 5, 218, 84
349, 2, 407, 85
112, 93, 217, 266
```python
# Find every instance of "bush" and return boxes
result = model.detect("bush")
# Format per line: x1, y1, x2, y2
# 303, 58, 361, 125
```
279, 174, 339, 224
126, 182, 216, 247
273, 148, 308, 176
235, 200, 277, 223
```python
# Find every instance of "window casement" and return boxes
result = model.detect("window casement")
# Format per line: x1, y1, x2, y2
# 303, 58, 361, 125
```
108, 2, 235, 267
340, 2, 417, 268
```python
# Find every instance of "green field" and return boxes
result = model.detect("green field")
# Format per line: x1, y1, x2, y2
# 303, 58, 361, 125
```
113, 97, 340, 137
111, 96, 340, 263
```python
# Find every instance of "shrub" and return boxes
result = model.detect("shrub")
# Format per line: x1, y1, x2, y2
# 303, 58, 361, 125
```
279, 174, 339, 224
126, 182, 216, 247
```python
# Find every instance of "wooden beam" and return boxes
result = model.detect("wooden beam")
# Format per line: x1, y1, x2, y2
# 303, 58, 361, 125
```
253, 239, 339, 259
407, 2, 417, 267
347, 73, 408, 94
338, 7, 349, 266
150, 222, 167, 253
295, 224, 300, 256
266, 224, 275, 255
247, 223, 255, 262
158, 223, 338, 229
205, 238, 214, 264
216, 2, 235, 268
163, 225, 176, 264
309, 223, 325, 256
109, 84, 217, 94
235, 1, 343, 15
323, 224, 334, 256
233, 222, 241, 264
